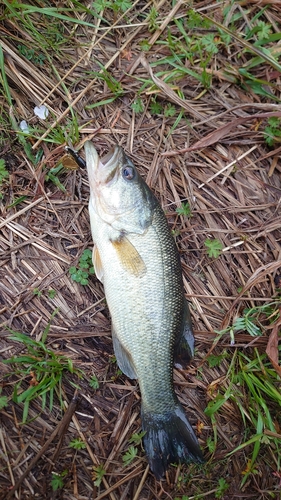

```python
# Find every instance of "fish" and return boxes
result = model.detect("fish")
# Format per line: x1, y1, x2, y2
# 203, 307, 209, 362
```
85, 140, 204, 479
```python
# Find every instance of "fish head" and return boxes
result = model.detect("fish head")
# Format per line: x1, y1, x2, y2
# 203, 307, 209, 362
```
85, 141, 157, 234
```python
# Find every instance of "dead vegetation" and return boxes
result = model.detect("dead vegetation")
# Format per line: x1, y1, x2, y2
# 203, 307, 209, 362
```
0, 0, 281, 499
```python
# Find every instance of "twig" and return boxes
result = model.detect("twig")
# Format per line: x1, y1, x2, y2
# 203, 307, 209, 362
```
198, 146, 257, 188
132, 465, 150, 500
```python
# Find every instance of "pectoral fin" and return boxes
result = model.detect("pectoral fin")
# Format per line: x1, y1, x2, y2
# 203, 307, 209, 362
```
112, 326, 137, 380
111, 237, 146, 277
92, 245, 104, 283
174, 299, 195, 369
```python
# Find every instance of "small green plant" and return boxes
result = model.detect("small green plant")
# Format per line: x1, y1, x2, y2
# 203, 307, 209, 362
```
149, 98, 162, 115
48, 289, 56, 299
215, 477, 229, 499
69, 438, 86, 450
92, 463, 106, 487
33, 288, 42, 297
206, 435, 216, 453
3, 311, 83, 422
186, 9, 211, 29
246, 21, 272, 41
176, 202, 192, 217
109, 355, 122, 378
69, 249, 95, 286
232, 313, 262, 337
264, 117, 281, 146
45, 163, 66, 192
201, 34, 219, 55
111, 0, 132, 12
89, 375, 99, 390
139, 40, 150, 52
207, 350, 229, 368
131, 97, 144, 113
129, 431, 146, 447
164, 103, 176, 118
18, 44, 46, 65
215, 301, 280, 344
122, 445, 138, 466
204, 238, 223, 258
171, 228, 181, 238
86, 66, 123, 104
51, 470, 68, 491
92, 0, 132, 13
148, 6, 158, 32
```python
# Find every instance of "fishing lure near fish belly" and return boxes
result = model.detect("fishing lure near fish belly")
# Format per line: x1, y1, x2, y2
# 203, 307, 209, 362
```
85, 140, 204, 479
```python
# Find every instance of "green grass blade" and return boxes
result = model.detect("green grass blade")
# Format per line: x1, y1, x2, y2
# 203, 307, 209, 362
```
0, 44, 12, 106
4, 3, 99, 28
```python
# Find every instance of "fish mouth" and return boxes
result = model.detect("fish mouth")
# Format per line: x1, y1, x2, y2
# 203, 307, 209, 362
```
85, 141, 122, 185
100, 146, 120, 167
99, 145, 123, 185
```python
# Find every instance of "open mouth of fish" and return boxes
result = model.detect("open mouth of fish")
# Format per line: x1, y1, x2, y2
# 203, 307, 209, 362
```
100, 146, 119, 167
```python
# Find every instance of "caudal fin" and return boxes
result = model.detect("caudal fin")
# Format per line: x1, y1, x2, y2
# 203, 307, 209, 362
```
142, 403, 204, 479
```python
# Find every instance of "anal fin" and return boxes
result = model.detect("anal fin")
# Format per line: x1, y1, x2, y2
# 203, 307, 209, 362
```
112, 326, 137, 380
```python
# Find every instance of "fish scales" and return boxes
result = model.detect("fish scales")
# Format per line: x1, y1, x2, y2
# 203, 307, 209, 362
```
99, 205, 183, 412
84, 141, 204, 478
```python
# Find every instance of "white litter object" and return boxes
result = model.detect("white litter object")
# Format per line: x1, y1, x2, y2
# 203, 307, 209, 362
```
34, 105, 49, 119
19, 120, 30, 133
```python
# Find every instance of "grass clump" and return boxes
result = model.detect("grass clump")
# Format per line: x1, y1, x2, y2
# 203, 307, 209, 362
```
206, 301, 281, 486
3, 311, 82, 423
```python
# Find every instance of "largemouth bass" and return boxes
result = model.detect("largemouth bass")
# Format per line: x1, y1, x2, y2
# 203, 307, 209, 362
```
85, 140, 203, 479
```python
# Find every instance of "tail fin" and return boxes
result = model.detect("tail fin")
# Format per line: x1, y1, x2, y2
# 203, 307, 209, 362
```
142, 403, 204, 479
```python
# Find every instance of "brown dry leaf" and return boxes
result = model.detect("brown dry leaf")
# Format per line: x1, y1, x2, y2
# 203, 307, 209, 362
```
163, 111, 281, 156
266, 318, 281, 377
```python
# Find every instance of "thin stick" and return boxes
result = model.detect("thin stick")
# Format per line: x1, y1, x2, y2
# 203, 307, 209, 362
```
198, 146, 257, 188
132, 465, 150, 500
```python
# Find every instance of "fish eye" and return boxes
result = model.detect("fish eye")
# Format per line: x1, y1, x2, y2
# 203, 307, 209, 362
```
122, 165, 135, 181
